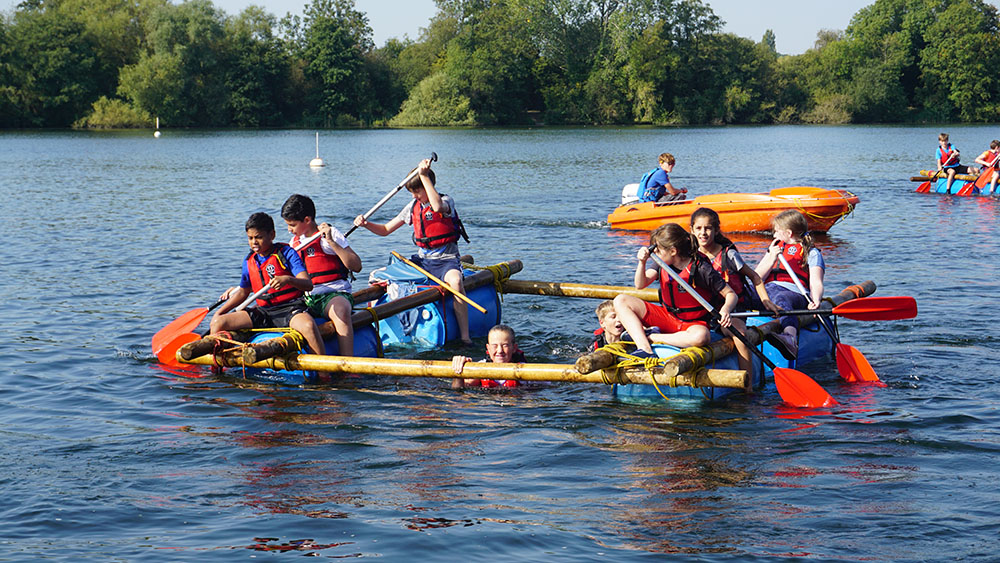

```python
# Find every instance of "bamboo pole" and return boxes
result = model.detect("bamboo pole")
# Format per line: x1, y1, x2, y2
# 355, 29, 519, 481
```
179, 353, 748, 388
502, 279, 659, 302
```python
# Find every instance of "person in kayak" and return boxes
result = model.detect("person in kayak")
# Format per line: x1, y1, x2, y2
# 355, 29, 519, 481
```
974, 139, 1000, 195
613, 223, 738, 358
936, 133, 977, 193
691, 207, 781, 373
638, 153, 687, 203
754, 210, 825, 361
209, 212, 327, 359
281, 194, 362, 356
451, 324, 527, 388
354, 158, 472, 344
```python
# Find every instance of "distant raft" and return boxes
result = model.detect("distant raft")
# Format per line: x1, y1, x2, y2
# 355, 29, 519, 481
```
607, 186, 859, 233
912, 169, 998, 196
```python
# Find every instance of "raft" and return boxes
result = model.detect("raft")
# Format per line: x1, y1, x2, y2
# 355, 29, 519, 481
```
912, 170, 994, 196
607, 186, 859, 233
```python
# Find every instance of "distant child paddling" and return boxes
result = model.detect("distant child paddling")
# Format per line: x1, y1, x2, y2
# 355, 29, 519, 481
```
613, 223, 737, 357
974, 140, 1000, 195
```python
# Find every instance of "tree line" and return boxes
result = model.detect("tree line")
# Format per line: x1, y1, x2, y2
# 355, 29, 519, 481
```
2, 0, 1000, 129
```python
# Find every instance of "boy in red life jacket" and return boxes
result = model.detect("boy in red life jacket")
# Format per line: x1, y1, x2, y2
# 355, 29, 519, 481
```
209, 212, 327, 359
592, 299, 625, 350
450, 324, 527, 389
936, 132, 977, 193
281, 194, 363, 356
353, 158, 472, 344
974, 139, 1000, 195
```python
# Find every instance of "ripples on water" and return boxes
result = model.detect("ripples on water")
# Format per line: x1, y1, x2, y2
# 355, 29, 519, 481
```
1, 126, 999, 560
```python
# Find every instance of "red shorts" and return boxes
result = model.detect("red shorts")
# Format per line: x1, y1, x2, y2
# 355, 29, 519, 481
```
641, 302, 709, 333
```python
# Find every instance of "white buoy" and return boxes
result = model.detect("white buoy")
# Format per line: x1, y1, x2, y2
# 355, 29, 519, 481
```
309, 132, 325, 167
154, 116, 161, 138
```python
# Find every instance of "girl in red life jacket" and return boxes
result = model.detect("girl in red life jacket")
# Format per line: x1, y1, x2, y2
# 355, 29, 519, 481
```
691, 208, 782, 374
613, 223, 738, 358
754, 210, 826, 360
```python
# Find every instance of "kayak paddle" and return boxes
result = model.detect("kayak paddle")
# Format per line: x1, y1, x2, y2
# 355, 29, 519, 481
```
648, 249, 837, 408
152, 232, 323, 365
777, 252, 878, 383
732, 296, 917, 322
345, 152, 437, 237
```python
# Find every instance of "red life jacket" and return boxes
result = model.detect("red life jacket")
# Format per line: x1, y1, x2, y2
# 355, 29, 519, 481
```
246, 243, 303, 307
764, 242, 810, 286
477, 349, 526, 388
291, 234, 349, 285
704, 245, 749, 305
411, 199, 468, 249
940, 144, 958, 166
592, 327, 605, 351
658, 256, 714, 322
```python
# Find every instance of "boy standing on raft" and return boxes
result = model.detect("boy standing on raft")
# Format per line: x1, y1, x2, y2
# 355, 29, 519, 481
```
353, 158, 472, 343
451, 324, 527, 388
210, 212, 327, 357
281, 194, 362, 356
936, 133, 977, 193
639, 153, 687, 203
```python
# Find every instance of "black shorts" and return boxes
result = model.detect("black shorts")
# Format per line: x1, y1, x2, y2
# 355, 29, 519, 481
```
945, 165, 972, 175
247, 298, 310, 329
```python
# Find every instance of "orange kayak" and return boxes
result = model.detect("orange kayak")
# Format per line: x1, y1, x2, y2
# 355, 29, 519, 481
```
607, 186, 859, 233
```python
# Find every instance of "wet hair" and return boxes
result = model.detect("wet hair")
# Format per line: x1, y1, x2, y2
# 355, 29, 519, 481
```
488, 324, 516, 341
771, 210, 814, 253
649, 222, 697, 259
939, 132, 949, 142
281, 194, 315, 222
658, 152, 675, 166
245, 212, 275, 233
689, 207, 734, 248
595, 299, 614, 320
405, 167, 435, 190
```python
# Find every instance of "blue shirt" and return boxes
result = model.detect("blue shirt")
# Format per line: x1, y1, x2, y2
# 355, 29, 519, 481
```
936, 145, 960, 168
640, 168, 670, 202
239, 243, 308, 289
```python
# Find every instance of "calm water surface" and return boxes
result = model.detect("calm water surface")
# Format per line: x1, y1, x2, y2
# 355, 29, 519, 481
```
2, 126, 999, 560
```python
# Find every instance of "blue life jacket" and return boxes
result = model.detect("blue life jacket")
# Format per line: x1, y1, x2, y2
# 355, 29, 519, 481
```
639, 167, 665, 203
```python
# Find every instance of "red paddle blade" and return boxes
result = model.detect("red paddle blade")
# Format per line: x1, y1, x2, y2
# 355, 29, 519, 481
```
915, 181, 931, 193
156, 332, 201, 366
835, 343, 880, 383
974, 167, 994, 188
773, 367, 839, 408
956, 183, 978, 196
832, 296, 917, 321
152, 308, 209, 354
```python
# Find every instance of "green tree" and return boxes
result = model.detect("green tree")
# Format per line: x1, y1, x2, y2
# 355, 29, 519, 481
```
225, 6, 291, 127
300, 0, 373, 124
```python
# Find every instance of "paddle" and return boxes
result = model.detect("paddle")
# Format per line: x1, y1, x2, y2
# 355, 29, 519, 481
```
732, 296, 917, 322
390, 250, 488, 314
916, 152, 956, 193
647, 249, 837, 408
152, 232, 323, 364
956, 151, 1000, 196
345, 152, 438, 237
776, 252, 879, 383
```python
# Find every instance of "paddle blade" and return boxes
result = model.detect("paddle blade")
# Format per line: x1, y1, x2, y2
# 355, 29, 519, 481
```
152, 307, 208, 354
832, 296, 917, 321
915, 181, 931, 193
774, 368, 839, 408
956, 183, 978, 196
156, 332, 201, 366
835, 343, 880, 383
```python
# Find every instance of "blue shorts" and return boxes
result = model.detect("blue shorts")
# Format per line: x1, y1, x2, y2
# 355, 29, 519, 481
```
410, 254, 462, 282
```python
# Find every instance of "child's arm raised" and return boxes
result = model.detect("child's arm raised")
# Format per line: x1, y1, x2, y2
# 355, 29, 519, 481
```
755, 239, 781, 278
633, 246, 659, 289
354, 214, 404, 236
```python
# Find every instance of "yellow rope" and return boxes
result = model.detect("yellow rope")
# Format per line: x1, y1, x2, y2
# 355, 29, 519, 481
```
461, 261, 513, 301
364, 307, 384, 358
793, 190, 856, 222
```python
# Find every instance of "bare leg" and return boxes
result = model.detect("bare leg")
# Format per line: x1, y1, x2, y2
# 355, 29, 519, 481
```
613, 294, 652, 352
648, 325, 711, 348
289, 312, 326, 356
325, 296, 354, 356
210, 310, 252, 333
444, 269, 471, 344
721, 318, 752, 375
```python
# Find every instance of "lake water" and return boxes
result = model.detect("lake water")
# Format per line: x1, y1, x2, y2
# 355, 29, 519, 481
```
2, 125, 999, 560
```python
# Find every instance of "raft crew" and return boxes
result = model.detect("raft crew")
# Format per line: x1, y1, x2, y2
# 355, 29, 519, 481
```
354, 158, 473, 344
638, 152, 687, 203
451, 324, 527, 389
754, 210, 826, 361
936, 132, 978, 193
974, 139, 1000, 195
281, 194, 362, 357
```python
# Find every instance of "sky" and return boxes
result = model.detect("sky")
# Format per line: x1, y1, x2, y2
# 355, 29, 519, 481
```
6, 0, 1000, 55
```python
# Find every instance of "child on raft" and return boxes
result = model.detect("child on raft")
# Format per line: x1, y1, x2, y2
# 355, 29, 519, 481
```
753, 210, 825, 361
974, 139, 1000, 195
281, 194, 362, 356
451, 324, 527, 388
690, 207, 782, 373
209, 212, 327, 359
353, 158, 473, 344
936, 133, 977, 193
613, 222, 738, 358
592, 299, 625, 350
638, 152, 687, 203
